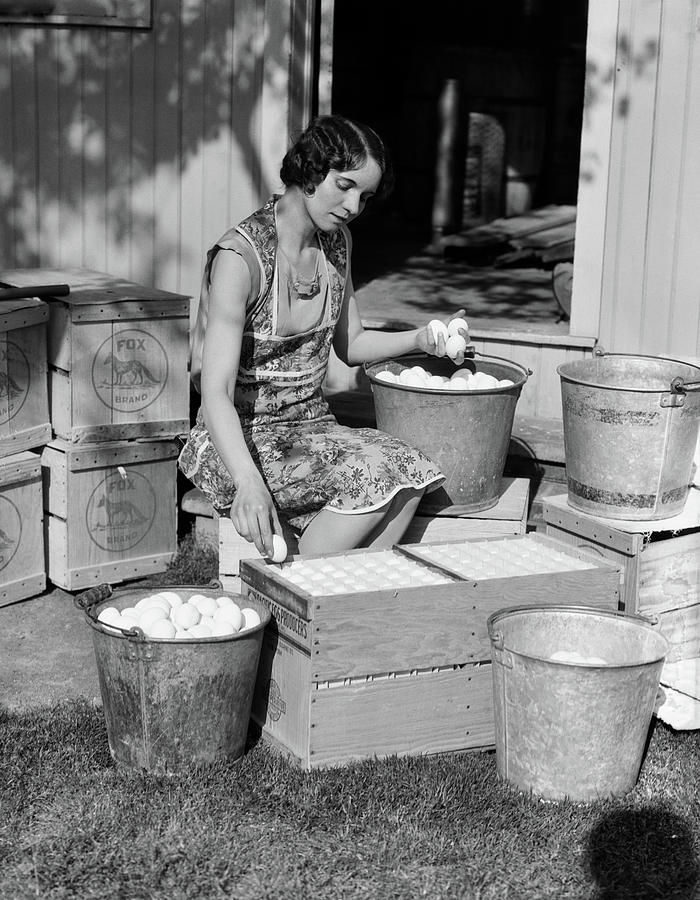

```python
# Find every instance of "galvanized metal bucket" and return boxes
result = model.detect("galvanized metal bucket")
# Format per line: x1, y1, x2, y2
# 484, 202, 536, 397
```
76, 583, 271, 774
365, 352, 529, 514
488, 605, 669, 802
558, 350, 700, 520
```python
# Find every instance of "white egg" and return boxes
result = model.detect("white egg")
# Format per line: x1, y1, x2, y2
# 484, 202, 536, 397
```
157, 590, 183, 608
427, 375, 448, 389
445, 334, 467, 359
173, 603, 201, 629
240, 608, 262, 631
498, 378, 515, 388
402, 371, 426, 388
214, 603, 244, 631
268, 533, 288, 563
121, 606, 138, 618
144, 618, 177, 640
118, 613, 139, 630
97, 607, 121, 628
211, 621, 237, 637
215, 595, 236, 607
174, 629, 190, 640
135, 594, 170, 613
187, 593, 211, 609
447, 317, 469, 338
138, 606, 168, 630
195, 595, 219, 618
428, 319, 448, 345
375, 370, 396, 383
451, 368, 473, 380
187, 624, 213, 639
449, 377, 469, 390
200, 615, 216, 630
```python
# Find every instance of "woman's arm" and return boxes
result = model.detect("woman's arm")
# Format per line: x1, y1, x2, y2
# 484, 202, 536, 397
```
200, 249, 281, 557
332, 253, 469, 367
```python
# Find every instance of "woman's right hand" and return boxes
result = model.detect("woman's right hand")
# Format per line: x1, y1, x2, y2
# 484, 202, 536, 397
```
229, 475, 282, 558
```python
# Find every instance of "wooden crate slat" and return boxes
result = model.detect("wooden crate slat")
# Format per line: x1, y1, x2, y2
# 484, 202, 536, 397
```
0, 450, 45, 604
307, 666, 494, 768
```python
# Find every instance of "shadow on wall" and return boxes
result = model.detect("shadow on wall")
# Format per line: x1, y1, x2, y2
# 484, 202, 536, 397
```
0, 0, 295, 289
587, 804, 699, 900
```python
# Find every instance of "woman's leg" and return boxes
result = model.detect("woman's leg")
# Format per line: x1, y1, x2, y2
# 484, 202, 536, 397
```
363, 487, 424, 548
297, 487, 425, 555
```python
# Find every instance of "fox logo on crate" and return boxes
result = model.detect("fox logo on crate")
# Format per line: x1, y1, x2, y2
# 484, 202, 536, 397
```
86, 470, 156, 552
0, 342, 30, 425
91, 329, 168, 413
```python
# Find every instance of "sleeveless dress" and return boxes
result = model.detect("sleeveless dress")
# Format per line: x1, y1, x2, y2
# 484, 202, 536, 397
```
179, 196, 444, 533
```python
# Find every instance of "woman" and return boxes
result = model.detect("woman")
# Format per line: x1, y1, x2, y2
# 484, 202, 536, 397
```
179, 114, 469, 560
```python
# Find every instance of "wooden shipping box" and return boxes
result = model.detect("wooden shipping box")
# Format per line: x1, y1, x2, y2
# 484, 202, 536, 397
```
42, 438, 179, 590
544, 491, 700, 730
543, 492, 700, 662
0, 451, 45, 606
240, 533, 621, 769
218, 477, 530, 593
0, 297, 51, 459
0, 267, 190, 444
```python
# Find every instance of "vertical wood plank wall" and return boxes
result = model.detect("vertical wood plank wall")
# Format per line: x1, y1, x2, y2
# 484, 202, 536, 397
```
0, 0, 301, 312
574, 0, 700, 359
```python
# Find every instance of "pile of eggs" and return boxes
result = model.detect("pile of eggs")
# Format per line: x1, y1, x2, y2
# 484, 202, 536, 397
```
96, 590, 262, 640
375, 365, 514, 392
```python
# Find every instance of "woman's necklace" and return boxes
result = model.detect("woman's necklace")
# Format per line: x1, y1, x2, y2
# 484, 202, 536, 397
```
279, 244, 322, 299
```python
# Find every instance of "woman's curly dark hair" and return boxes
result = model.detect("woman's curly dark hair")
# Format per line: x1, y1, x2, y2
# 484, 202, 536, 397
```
280, 114, 394, 201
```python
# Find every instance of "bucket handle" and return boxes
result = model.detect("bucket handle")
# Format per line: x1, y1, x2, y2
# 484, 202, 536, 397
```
74, 583, 113, 619
470, 350, 532, 379
670, 376, 700, 394
593, 347, 700, 399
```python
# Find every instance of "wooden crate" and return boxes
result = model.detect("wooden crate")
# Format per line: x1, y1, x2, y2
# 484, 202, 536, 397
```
239, 533, 621, 769
543, 491, 700, 729
218, 477, 530, 593
0, 296, 51, 459
0, 267, 191, 444
0, 451, 45, 606
42, 437, 179, 590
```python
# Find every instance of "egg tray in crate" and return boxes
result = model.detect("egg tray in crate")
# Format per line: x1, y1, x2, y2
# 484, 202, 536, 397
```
239, 533, 622, 769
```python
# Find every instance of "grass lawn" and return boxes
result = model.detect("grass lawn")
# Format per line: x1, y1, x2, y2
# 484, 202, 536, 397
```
1, 534, 699, 899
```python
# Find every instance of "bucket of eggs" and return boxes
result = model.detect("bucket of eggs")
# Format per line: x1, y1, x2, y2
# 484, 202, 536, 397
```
365, 325, 529, 514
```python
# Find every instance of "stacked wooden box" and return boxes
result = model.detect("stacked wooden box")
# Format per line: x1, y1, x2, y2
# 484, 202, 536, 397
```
0, 267, 191, 592
218, 476, 531, 593
239, 532, 621, 769
544, 490, 700, 729
0, 295, 51, 605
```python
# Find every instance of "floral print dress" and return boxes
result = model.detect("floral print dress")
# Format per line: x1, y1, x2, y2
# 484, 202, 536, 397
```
179, 196, 444, 533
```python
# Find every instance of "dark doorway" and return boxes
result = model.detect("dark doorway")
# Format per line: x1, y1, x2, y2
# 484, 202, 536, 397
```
330, 0, 589, 307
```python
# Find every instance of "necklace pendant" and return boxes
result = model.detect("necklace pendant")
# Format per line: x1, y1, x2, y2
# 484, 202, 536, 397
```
293, 274, 321, 298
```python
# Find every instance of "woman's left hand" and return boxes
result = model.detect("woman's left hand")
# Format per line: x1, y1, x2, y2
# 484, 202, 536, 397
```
418, 308, 471, 365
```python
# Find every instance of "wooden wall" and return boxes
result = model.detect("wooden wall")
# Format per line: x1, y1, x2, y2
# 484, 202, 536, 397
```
0, 0, 314, 310
572, 0, 700, 359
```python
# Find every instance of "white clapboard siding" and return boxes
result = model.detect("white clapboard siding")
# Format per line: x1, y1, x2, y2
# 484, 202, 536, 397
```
574, 0, 700, 359
0, 0, 314, 312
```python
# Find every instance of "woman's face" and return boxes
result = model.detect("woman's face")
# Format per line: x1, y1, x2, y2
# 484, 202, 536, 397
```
305, 157, 383, 232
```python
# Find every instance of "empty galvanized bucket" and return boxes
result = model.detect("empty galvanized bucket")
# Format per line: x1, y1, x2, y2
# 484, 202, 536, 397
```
76, 583, 271, 774
365, 352, 529, 514
558, 350, 700, 520
488, 605, 669, 802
